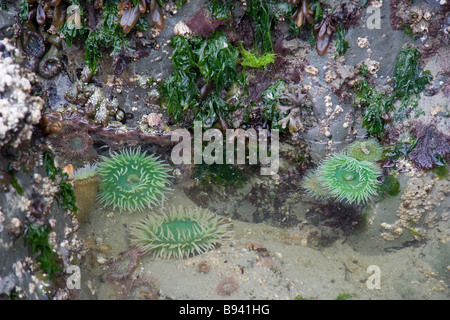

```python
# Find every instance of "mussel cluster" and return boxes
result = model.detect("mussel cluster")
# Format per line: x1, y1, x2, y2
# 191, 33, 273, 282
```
287, 0, 338, 56
118, 0, 165, 34
25, 0, 68, 28
313, 14, 336, 56
19, 0, 167, 79
289, 0, 314, 28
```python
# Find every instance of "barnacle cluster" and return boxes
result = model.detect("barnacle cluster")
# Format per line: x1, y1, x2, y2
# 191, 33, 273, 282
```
393, 3, 434, 38
64, 67, 121, 126
0, 39, 44, 151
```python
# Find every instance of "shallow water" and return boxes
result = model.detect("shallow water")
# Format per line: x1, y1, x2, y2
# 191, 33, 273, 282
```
74, 150, 449, 300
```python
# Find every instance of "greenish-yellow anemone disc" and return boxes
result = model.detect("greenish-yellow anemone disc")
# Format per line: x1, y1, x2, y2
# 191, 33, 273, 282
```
317, 153, 381, 204
347, 139, 383, 163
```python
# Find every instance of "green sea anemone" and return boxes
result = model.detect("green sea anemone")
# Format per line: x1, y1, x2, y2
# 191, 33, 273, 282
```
129, 206, 233, 259
317, 153, 381, 204
302, 170, 330, 200
97, 148, 171, 212
347, 140, 383, 162
73, 163, 97, 181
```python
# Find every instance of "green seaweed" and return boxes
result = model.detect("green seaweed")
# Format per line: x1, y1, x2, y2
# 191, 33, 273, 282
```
196, 32, 240, 90
335, 293, 354, 300
383, 139, 417, 162
334, 26, 349, 56
354, 80, 393, 135
294, 296, 316, 300
262, 78, 287, 130
18, 0, 28, 23
195, 91, 233, 128
402, 23, 416, 40
24, 223, 61, 278
43, 151, 59, 181
157, 0, 187, 8
58, 176, 77, 214
84, 0, 133, 72
380, 174, 401, 197
355, 47, 431, 135
358, 63, 369, 76
7, 167, 24, 196
193, 162, 245, 187
43, 151, 77, 214
393, 47, 432, 97
0, 0, 7, 11
239, 44, 276, 69
246, 0, 276, 54
392, 47, 432, 121
432, 165, 449, 179
207, 0, 234, 20
160, 32, 242, 127
57, 0, 88, 47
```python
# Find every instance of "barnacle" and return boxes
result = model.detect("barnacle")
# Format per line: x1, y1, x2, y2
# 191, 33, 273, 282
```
291, 0, 314, 28
314, 15, 336, 56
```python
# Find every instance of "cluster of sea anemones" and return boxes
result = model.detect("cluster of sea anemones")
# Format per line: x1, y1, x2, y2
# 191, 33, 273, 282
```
20, 25, 63, 78
302, 140, 383, 204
